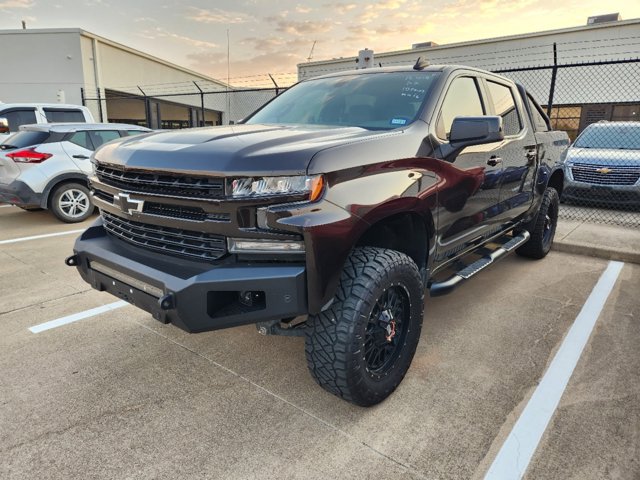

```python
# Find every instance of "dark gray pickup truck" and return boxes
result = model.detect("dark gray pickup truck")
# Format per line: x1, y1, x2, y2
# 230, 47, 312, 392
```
68, 64, 569, 406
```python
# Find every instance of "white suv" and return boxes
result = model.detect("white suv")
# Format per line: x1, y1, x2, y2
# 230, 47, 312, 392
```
0, 103, 95, 141
0, 123, 150, 222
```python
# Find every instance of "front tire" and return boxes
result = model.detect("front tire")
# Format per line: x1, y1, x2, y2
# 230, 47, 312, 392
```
516, 187, 559, 259
305, 247, 424, 406
50, 182, 94, 223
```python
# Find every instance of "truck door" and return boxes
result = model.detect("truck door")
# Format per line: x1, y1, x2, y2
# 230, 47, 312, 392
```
482, 79, 537, 221
431, 75, 504, 260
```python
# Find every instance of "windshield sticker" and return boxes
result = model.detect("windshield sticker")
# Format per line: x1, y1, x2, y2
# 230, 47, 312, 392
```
390, 117, 408, 126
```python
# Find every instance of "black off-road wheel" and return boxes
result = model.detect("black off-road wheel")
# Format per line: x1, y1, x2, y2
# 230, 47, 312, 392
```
50, 182, 94, 223
516, 187, 559, 259
305, 247, 424, 407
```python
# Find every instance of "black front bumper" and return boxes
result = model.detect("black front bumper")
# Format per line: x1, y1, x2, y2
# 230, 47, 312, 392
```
72, 220, 308, 332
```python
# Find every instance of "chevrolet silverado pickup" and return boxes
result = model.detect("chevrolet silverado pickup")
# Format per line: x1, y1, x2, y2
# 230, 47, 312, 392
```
68, 63, 569, 406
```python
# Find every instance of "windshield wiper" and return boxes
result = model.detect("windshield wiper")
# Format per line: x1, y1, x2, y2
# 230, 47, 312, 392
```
0, 144, 17, 150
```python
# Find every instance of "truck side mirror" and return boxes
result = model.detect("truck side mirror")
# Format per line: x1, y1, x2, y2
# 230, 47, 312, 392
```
0, 118, 9, 134
449, 116, 504, 149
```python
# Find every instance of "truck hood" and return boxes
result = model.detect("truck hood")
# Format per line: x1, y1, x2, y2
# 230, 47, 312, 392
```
94, 124, 398, 176
566, 147, 640, 165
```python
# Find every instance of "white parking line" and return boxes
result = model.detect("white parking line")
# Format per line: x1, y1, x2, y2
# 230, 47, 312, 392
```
484, 260, 624, 480
0, 229, 85, 245
0, 204, 12, 208
28, 301, 129, 333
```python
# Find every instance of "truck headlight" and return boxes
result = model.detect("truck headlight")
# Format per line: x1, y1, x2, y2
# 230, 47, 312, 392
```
230, 175, 324, 201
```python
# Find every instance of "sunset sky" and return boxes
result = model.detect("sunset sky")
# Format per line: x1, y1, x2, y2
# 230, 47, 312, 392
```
1, 0, 639, 86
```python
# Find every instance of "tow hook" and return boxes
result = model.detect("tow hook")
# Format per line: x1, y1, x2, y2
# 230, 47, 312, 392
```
65, 255, 79, 267
158, 293, 175, 311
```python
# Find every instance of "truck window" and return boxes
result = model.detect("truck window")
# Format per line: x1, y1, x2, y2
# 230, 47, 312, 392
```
1, 109, 37, 132
486, 81, 522, 136
436, 77, 484, 140
526, 94, 550, 132
43, 109, 86, 123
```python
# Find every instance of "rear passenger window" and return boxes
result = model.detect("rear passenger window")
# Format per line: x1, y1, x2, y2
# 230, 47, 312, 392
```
436, 77, 484, 140
69, 131, 94, 150
126, 130, 146, 137
527, 94, 550, 132
44, 109, 86, 123
486, 81, 522, 136
2, 109, 37, 131
90, 130, 121, 148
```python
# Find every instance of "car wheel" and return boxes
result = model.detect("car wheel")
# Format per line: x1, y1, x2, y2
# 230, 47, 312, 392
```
305, 247, 424, 406
50, 182, 94, 223
516, 187, 559, 259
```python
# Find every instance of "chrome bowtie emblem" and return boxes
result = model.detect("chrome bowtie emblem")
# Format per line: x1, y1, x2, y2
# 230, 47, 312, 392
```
596, 167, 612, 174
114, 193, 144, 215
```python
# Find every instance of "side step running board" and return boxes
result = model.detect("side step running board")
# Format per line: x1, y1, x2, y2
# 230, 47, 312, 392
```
429, 231, 530, 297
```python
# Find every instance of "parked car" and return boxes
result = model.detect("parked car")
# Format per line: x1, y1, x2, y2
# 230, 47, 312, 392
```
0, 123, 151, 222
562, 121, 640, 208
68, 65, 569, 406
0, 103, 95, 141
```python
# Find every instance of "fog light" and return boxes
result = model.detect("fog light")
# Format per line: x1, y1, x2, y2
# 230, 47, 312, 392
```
228, 238, 305, 254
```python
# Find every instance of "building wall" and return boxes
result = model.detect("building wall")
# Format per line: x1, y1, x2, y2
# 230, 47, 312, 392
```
298, 20, 640, 80
0, 30, 84, 105
0, 28, 231, 126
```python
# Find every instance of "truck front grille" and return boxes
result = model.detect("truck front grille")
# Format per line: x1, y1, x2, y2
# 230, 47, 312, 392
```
96, 164, 225, 199
102, 211, 227, 261
571, 163, 640, 186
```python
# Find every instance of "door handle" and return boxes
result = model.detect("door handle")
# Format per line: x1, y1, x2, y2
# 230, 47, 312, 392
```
525, 150, 537, 166
73, 154, 90, 160
487, 156, 502, 167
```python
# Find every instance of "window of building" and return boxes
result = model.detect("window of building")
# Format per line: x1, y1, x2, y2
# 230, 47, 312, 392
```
547, 106, 582, 141
486, 81, 522, 136
436, 77, 484, 140
611, 104, 640, 122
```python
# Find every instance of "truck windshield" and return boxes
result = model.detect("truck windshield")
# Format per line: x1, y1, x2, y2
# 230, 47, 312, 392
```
245, 71, 440, 130
574, 124, 640, 150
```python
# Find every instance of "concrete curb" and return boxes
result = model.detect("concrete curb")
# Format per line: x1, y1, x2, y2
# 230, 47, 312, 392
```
553, 240, 640, 265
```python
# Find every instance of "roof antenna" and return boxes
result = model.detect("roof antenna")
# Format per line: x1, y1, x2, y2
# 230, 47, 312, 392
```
413, 56, 429, 71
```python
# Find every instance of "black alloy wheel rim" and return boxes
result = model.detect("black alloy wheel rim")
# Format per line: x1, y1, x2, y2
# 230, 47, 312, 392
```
364, 286, 410, 375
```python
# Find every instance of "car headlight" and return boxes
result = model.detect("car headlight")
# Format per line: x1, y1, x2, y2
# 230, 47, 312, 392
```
230, 175, 324, 201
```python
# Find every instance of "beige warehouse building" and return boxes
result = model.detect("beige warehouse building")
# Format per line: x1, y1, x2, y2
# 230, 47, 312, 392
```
0, 28, 236, 128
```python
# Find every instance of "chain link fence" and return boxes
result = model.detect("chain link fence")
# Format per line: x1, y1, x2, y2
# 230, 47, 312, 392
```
496, 59, 640, 227
82, 86, 282, 129
82, 57, 639, 227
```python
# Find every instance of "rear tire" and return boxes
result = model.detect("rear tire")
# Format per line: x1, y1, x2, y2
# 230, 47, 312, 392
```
50, 182, 94, 223
305, 247, 424, 406
516, 187, 559, 259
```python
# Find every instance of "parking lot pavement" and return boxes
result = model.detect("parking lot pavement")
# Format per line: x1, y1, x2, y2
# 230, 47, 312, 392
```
1, 209, 638, 479
0, 205, 98, 242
